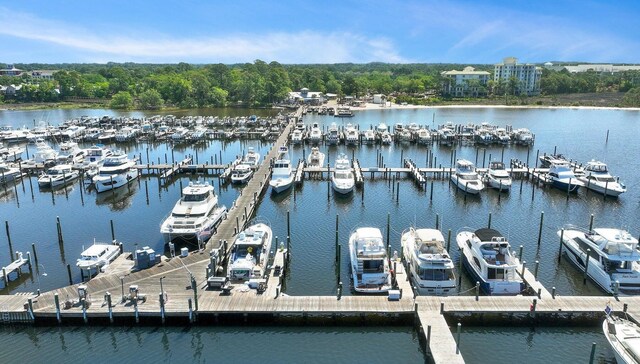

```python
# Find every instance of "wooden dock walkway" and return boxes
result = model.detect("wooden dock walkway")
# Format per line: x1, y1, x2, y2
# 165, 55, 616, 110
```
159, 157, 192, 184
352, 159, 364, 185
418, 310, 465, 363
294, 160, 305, 184
0, 252, 31, 289
405, 158, 426, 187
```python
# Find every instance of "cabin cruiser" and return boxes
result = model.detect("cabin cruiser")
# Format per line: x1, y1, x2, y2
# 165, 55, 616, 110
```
32, 141, 58, 167
578, 160, 626, 197
231, 164, 253, 184
76, 240, 121, 271
37, 164, 79, 188
546, 162, 583, 193
307, 147, 325, 168
376, 122, 388, 135
362, 129, 376, 144
603, 314, 640, 364
160, 181, 227, 242
56, 143, 86, 165
492, 128, 511, 145
512, 128, 534, 145
345, 124, 359, 145
83, 145, 112, 167
0, 162, 24, 184
416, 128, 432, 145
0, 143, 24, 162
308, 122, 323, 144
97, 129, 116, 143
335, 107, 354, 117
171, 127, 190, 142
401, 228, 456, 295
538, 153, 568, 168
349, 227, 393, 293
326, 122, 341, 145
242, 147, 261, 169
227, 222, 272, 283
331, 153, 354, 194
269, 146, 294, 193
558, 226, 640, 294
437, 125, 456, 146
290, 129, 304, 145
92, 152, 139, 193
451, 159, 484, 194
62, 125, 86, 140
456, 228, 523, 295
483, 161, 512, 191
380, 131, 392, 145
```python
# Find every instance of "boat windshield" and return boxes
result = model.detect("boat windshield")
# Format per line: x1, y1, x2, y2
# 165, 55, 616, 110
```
335, 171, 353, 179
183, 192, 209, 202
363, 259, 384, 273
458, 174, 478, 180
418, 267, 454, 281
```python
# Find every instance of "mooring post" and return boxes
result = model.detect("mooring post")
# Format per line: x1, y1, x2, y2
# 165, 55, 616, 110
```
589, 342, 597, 364
191, 275, 199, 311
456, 322, 462, 354
31, 243, 39, 266
475, 281, 480, 301
5, 221, 14, 258
66, 264, 73, 285
614, 280, 620, 297
552, 287, 556, 299
446, 229, 452, 252
386, 212, 391, 251
159, 292, 165, 324
487, 212, 492, 229
54, 293, 61, 324
134, 298, 139, 324
435, 214, 439, 230
519, 245, 524, 261
188, 298, 194, 323
82, 299, 88, 324
27, 298, 34, 320
56, 216, 64, 247
521, 261, 527, 277
531, 298, 537, 317
426, 325, 432, 349
589, 214, 594, 231
584, 249, 591, 284
537, 211, 544, 246
336, 244, 341, 284
335, 214, 339, 262
287, 210, 290, 238
106, 292, 113, 324
558, 228, 565, 262
534, 260, 539, 280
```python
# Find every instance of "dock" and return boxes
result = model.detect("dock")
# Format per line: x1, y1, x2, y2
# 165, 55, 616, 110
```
159, 157, 192, 185
294, 159, 305, 184
0, 252, 31, 289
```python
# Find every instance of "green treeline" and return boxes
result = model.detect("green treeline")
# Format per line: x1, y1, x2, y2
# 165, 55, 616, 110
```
1, 61, 639, 108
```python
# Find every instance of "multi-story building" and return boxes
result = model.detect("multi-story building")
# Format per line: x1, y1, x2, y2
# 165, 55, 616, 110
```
494, 57, 542, 96
441, 66, 490, 97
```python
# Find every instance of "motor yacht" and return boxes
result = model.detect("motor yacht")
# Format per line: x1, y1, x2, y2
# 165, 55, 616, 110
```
456, 228, 523, 295
231, 164, 253, 184
307, 147, 325, 168
451, 159, 484, 194
603, 315, 640, 364
483, 161, 512, 191
0, 162, 24, 184
349, 227, 393, 293
331, 153, 354, 194
76, 240, 121, 271
290, 129, 304, 145
269, 146, 294, 193
92, 152, 139, 193
362, 129, 376, 144
345, 124, 359, 145
309, 122, 323, 144
227, 222, 273, 283
38, 164, 79, 188
160, 181, 227, 242
546, 162, 583, 193
242, 147, 261, 169
326, 122, 341, 145
578, 160, 626, 197
401, 228, 456, 295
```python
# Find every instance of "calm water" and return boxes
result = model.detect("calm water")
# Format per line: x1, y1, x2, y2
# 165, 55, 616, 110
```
1, 106, 638, 362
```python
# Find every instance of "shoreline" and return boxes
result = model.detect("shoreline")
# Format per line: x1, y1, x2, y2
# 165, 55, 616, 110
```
348, 102, 640, 112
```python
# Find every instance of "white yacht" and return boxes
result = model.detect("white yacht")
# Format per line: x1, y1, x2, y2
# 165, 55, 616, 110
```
331, 153, 354, 194
603, 315, 640, 364
171, 127, 189, 142
62, 125, 86, 140
32, 141, 58, 166
231, 164, 253, 184
578, 160, 626, 197
345, 124, 359, 145
290, 129, 304, 145
380, 131, 392, 145
309, 122, 323, 144
546, 162, 583, 193
307, 147, 325, 168
362, 129, 376, 144
349, 227, 393, 293
0, 142, 24, 162
76, 240, 121, 271
376, 122, 388, 135
92, 152, 139, 193
326, 122, 341, 145
451, 159, 484, 194
483, 161, 512, 191
83, 145, 112, 166
538, 153, 568, 168
56, 142, 86, 165
269, 146, 294, 193
437, 124, 456, 146
401, 228, 456, 295
512, 128, 534, 145
160, 181, 227, 242
227, 222, 273, 283
38, 164, 79, 188
242, 147, 261, 169
0, 162, 24, 184
456, 228, 523, 295
558, 226, 640, 294
416, 128, 432, 145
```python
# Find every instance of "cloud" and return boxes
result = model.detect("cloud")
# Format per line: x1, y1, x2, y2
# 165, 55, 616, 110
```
0, 8, 406, 63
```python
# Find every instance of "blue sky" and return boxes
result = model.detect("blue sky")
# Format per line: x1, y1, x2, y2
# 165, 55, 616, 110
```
0, 0, 638, 64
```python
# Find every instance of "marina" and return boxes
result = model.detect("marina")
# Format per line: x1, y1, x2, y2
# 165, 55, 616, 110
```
0, 105, 639, 363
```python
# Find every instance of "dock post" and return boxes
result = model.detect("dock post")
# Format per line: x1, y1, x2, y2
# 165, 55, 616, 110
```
31, 243, 39, 266
588, 214, 594, 231
1, 267, 6, 288
519, 245, 524, 261
435, 214, 439, 230
336, 245, 341, 284
614, 280, 620, 297
456, 322, 462, 354
430, 181, 434, 201
482, 149, 486, 168
534, 260, 539, 280
106, 292, 113, 324
5, 221, 14, 258
82, 299, 88, 324
446, 229, 451, 252
552, 287, 556, 299
188, 298, 194, 323
191, 275, 199, 312
337, 281, 342, 300
110, 220, 116, 241
475, 281, 480, 301
54, 293, 61, 324
335, 215, 339, 262
440, 302, 445, 314
27, 298, 34, 320
589, 342, 597, 364
56, 216, 64, 247
487, 212, 492, 229
159, 292, 165, 324
66, 264, 73, 285
134, 299, 139, 324
426, 325, 432, 349
624, 303, 628, 313
521, 261, 526, 277
537, 211, 544, 246
287, 210, 290, 238
558, 229, 564, 262
458, 249, 463, 290
531, 298, 537, 318
584, 249, 591, 284
144, 180, 149, 204
386, 212, 391, 252
396, 181, 400, 202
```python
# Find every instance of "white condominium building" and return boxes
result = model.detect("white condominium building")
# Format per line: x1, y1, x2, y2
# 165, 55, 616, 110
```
441, 66, 490, 97
494, 57, 542, 95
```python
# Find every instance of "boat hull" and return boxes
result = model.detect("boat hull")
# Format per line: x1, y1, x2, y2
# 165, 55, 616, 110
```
451, 175, 484, 194
93, 169, 139, 193
269, 177, 293, 193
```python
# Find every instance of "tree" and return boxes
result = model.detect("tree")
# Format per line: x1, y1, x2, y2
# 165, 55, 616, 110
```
623, 87, 640, 107
138, 89, 164, 109
110, 91, 133, 109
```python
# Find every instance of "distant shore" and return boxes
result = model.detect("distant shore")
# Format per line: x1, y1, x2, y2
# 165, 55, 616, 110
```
348, 102, 640, 112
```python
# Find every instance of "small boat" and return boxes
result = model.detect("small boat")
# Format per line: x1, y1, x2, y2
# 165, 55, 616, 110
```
380, 131, 392, 145
308, 122, 323, 144
307, 147, 325, 167
227, 222, 273, 283
451, 159, 484, 194
92, 152, 139, 193
0, 142, 24, 162
558, 226, 640, 294
603, 315, 640, 364
335, 107, 354, 117
401, 228, 456, 295
331, 153, 354, 194
32, 141, 58, 167
242, 147, 261, 169
456, 227, 523, 295
160, 181, 227, 242
76, 240, 121, 271
578, 160, 626, 197
0, 162, 24, 184
38, 164, 79, 188
231, 164, 253, 184
492, 128, 511, 145
269, 146, 294, 193
546, 162, 583, 193
171, 127, 190, 142
483, 161, 512, 191
345, 124, 359, 145
349, 227, 393, 293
